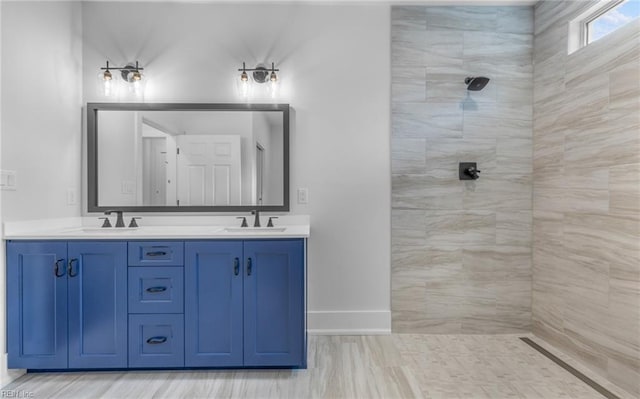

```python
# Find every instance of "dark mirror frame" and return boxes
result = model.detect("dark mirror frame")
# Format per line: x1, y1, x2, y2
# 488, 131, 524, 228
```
87, 102, 290, 213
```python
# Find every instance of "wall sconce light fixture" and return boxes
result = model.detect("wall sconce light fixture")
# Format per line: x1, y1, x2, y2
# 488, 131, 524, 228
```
98, 61, 145, 97
237, 62, 279, 99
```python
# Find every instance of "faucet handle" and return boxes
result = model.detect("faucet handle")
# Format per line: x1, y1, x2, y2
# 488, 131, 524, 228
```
99, 217, 112, 228
236, 217, 248, 228
267, 217, 278, 228
129, 217, 142, 228
251, 210, 260, 227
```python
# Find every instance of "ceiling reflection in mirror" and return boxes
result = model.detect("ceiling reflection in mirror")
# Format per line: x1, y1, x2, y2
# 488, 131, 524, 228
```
88, 104, 289, 212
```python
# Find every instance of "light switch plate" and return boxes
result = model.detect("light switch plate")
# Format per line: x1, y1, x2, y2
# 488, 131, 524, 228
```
67, 188, 78, 205
0, 170, 17, 190
297, 188, 308, 204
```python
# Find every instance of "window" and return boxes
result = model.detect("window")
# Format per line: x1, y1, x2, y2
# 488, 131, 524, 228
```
568, 0, 640, 54
586, 0, 640, 44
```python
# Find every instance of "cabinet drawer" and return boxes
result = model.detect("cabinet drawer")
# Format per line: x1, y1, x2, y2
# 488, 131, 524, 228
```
128, 267, 184, 314
128, 242, 184, 266
129, 314, 184, 368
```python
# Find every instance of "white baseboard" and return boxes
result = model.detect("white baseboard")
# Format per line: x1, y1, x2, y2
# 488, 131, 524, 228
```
307, 310, 391, 335
0, 353, 25, 388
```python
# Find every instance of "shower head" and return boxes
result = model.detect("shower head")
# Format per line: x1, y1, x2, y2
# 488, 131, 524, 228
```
465, 76, 490, 91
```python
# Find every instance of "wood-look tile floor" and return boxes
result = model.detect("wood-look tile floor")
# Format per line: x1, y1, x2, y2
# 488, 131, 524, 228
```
2, 335, 630, 399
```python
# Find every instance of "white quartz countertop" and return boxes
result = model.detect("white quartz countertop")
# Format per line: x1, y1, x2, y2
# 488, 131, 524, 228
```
3, 216, 310, 240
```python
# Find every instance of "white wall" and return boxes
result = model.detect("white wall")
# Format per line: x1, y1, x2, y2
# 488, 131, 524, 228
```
1, 1, 82, 222
97, 111, 138, 205
83, 2, 391, 332
0, 0, 83, 385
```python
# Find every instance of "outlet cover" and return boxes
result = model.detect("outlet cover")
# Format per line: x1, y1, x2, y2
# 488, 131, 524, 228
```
0, 170, 17, 190
297, 188, 308, 204
67, 188, 78, 205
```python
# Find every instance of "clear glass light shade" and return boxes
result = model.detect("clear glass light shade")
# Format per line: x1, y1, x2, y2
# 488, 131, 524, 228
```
237, 73, 251, 99
268, 79, 279, 99
127, 71, 145, 96
98, 70, 115, 97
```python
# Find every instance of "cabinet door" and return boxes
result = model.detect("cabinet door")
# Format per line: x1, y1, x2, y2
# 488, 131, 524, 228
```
185, 241, 243, 367
243, 239, 305, 367
6, 241, 68, 369
67, 241, 127, 368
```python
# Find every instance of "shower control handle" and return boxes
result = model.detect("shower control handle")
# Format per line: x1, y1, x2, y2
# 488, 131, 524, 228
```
465, 167, 481, 180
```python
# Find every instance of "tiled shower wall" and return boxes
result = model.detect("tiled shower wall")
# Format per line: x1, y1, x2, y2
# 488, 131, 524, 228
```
532, 1, 640, 396
391, 6, 533, 333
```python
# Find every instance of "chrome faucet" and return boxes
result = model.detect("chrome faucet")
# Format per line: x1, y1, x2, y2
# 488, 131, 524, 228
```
104, 210, 125, 228
251, 210, 261, 227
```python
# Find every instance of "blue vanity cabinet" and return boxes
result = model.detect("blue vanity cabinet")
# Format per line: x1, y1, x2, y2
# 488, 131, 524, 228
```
184, 241, 244, 367
7, 237, 306, 370
67, 241, 128, 368
184, 239, 305, 368
6, 240, 128, 369
7, 241, 68, 369
243, 240, 305, 367
128, 241, 185, 368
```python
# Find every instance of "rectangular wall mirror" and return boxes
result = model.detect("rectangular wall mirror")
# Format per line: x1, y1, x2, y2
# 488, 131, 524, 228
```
87, 103, 289, 213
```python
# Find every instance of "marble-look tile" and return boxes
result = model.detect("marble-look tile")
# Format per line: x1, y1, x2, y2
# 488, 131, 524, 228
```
391, 29, 430, 67
564, 113, 640, 169
423, 211, 464, 245
563, 167, 609, 190
563, 188, 610, 213
391, 138, 426, 174
533, 186, 567, 213
392, 102, 463, 139
463, 115, 532, 140
391, 6, 427, 32
609, 163, 640, 215
392, 209, 426, 231
533, 92, 565, 134
426, 79, 473, 103
532, 129, 563, 171
565, 20, 640, 86
606, 280, 640, 355
392, 175, 463, 210
392, 67, 426, 103
463, 100, 533, 122
533, 0, 597, 36
425, 138, 496, 179
392, 29, 465, 68
423, 31, 464, 68
563, 72, 610, 110
497, 6, 533, 34
494, 78, 533, 106
392, 5, 534, 338
561, 253, 611, 307
465, 60, 534, 81
533, 53, 565, 103
391, 209, 426, 247
563, 212, 639, 274
496, 211, 532, 246
463, 245, 531, 281
461, 211, 496, 245
463, 32, 532, 67
425, 7, 497, 32
463, 174, 532, 210
609, 59, 640, 112
496, 138, 532, 174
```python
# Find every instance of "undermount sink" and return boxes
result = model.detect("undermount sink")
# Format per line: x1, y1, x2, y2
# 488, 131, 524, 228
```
223, 227, 287, 233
